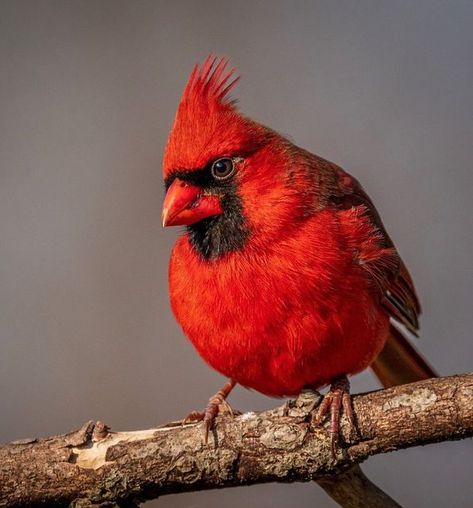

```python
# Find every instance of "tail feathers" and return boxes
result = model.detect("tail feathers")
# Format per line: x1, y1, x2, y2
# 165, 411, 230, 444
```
371, 325, 437, 388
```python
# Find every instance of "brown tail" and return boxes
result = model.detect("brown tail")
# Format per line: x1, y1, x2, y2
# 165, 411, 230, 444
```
371, 325, 437, 388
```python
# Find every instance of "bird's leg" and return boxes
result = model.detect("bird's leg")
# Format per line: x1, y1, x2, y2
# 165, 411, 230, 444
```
183, 379, 237, 443
312, 375, 356, 457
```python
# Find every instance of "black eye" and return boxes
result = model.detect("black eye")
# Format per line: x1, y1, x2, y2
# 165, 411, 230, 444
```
211, 158, 235, 181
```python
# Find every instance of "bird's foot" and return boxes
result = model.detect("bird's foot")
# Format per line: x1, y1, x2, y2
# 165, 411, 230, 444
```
311, 375, 356, 458
182, 380, 237, 443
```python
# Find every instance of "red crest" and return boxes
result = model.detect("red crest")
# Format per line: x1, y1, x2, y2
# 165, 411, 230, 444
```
163, 56, 256, 177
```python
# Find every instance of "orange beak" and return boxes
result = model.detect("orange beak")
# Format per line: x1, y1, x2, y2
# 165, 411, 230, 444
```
162, 178, 223, 227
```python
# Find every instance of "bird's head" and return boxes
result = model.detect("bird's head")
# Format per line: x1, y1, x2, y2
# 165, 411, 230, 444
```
163, 56, 308, 260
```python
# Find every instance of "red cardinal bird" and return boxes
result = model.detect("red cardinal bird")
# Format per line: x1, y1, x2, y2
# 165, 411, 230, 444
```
162, 56, 436, 451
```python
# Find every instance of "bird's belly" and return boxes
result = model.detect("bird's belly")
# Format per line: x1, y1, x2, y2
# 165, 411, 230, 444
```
189, 300, 387, 396
169, 240, 389, 396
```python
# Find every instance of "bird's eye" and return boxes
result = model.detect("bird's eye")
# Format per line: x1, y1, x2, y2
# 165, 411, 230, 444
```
211, 158, 235, 181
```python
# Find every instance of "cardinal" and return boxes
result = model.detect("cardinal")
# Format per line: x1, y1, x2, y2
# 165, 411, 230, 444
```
162, 56, 436, 453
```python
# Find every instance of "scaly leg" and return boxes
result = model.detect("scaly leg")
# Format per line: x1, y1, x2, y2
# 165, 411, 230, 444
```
312, 375, 356, 457
183, 379, 237, 443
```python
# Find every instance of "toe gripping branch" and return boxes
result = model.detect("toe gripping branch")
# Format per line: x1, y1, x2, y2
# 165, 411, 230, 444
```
312, 375, 357, 458
183, 379, 237, 443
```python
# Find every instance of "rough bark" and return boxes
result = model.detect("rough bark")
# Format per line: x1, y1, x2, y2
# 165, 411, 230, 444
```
1, 374, 472, 507
318, 465, 402, 508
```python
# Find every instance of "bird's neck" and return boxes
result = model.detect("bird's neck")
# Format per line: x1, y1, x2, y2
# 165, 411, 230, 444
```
186, 191, 249, 260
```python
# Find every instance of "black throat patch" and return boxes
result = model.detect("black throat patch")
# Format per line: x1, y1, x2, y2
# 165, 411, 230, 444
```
164, 168, 250, 260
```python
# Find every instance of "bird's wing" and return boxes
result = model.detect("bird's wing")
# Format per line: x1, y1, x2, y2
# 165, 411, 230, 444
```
310, 155, 437, 386
315, 156, 421, 335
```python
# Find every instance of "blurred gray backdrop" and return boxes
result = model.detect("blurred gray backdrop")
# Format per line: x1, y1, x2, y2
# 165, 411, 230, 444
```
1, 1, 472, 506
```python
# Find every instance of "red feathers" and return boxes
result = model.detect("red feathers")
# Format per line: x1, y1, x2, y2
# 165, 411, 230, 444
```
183, 55, 240, 107
163, 57, 435, 398
169, 209, 390, 396
163, 56, 250, 177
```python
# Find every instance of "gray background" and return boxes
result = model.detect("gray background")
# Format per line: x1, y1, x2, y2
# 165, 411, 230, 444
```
1, 1, 472, 506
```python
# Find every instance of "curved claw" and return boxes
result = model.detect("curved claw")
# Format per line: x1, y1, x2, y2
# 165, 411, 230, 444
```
182, 410, 205, 426
312, 375, 357, 458
182, 380, 237, 443
202, 401, 220, 443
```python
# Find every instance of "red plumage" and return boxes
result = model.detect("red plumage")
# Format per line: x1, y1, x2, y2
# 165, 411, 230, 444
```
163, 56, 435, 405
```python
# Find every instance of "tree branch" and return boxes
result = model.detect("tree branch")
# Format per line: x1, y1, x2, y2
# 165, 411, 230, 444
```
1, 374, 472, 507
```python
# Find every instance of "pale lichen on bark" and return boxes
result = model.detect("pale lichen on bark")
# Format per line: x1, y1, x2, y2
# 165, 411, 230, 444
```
382, 387, 437, 412
71, 428, 160, 470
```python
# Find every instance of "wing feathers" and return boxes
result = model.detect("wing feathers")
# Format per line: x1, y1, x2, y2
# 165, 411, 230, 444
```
318, 156, 422, 334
